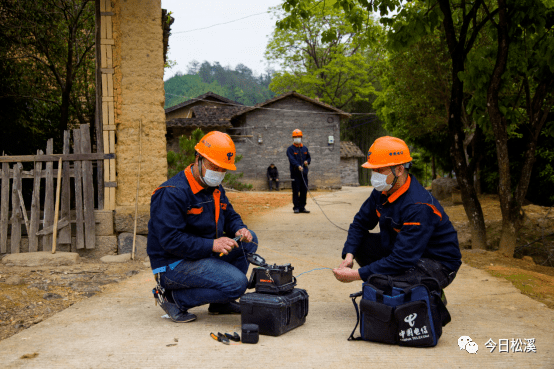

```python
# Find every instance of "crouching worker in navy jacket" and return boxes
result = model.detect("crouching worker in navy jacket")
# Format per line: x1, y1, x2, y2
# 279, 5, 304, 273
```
148, 131, 258, 323
333, 137, 461, 300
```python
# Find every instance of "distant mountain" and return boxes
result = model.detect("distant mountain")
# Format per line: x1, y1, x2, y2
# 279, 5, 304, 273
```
164, 61, 274, 109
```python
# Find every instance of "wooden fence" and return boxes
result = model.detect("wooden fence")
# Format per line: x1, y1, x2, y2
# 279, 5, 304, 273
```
0, 124, 114, 254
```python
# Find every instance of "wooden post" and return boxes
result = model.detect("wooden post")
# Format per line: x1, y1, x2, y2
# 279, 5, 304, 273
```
132, 120, 142, 260
59, 131, 71, 244
52, 158, 63, 253
10, 163, 22, 253
95, 0, 105, 210
43, 139, 54, 251
17, 190, 30, 233
0, 161, 9, 253
73, 129, 85, 250
81, 125, 96, 249
28, 150, 43, 252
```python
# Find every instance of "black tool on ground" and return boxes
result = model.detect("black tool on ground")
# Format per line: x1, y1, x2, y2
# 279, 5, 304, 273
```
240, 288, 309, 336
241, 324, 259, 344
225, 332, 240, 342
210, 332, 230, 345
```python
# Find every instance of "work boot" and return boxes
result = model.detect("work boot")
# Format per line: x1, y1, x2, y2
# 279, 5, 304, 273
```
294, 209, 300, 214
299, 209, 310, 213
153, 288, 196, 323
208, 301, 241, 315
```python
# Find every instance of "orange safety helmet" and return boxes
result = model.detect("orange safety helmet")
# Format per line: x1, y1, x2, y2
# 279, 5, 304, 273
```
362, 136, 412, 169
194, 131, 237, 170
292, 129, 303, 137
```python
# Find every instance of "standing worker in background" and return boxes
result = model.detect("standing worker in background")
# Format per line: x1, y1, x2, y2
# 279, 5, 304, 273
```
287, 129, 311, 214
267, 163, 280, 191
333, 136, 461, 298
147, 131, 258, 323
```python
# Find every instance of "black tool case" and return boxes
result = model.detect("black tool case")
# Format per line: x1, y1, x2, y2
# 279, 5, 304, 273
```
240, 288, 309, 336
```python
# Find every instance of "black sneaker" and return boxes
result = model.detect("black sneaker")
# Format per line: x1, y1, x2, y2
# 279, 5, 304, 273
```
208, 301, 241, 315
153, 288, 197, 323
300, 209, 310, 213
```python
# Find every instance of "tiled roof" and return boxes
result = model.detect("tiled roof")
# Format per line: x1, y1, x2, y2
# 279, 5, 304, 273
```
230, 91, 351, 119
165, 91, 241, 114
166, 117, 232, 129
166, 105, 244, 129
340, 141, 365, 158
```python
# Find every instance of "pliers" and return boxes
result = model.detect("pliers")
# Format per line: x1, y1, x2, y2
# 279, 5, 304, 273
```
210, 332, 240, 344
210, 332, 230, 345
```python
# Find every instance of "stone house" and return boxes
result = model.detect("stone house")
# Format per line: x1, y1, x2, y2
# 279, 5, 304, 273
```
164, 92, 243, 153
340, 141, 366, 186
165, 91, 350, 190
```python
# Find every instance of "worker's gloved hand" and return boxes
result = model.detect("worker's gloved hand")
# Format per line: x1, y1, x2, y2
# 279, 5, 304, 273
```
338, 253, 354, 269
332, 267, 361, 283
235, 228, 253, 243
303, 161, 308, 166
213, 237, 239, 255
298, 166, 303, 172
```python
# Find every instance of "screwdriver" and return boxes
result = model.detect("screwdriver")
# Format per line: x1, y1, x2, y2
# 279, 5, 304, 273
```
219, 235, 242, 257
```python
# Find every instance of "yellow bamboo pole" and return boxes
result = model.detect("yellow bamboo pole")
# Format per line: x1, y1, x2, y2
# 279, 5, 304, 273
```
52, 158, 62, 254
132, 120, 142, 260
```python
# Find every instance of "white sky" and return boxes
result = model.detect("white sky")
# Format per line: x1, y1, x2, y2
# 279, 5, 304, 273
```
161, 0, 283, 80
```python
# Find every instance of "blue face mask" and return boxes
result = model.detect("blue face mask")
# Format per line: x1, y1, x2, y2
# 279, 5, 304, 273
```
370, 171, 392, 192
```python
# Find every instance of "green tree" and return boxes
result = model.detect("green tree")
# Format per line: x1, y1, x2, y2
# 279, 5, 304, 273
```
167, 128, 252, 191
266, 3, 382, 110
458, 0, 554, 256
165, 62, 275, 109
0, 0, 96, 150
373, 31, 456, 182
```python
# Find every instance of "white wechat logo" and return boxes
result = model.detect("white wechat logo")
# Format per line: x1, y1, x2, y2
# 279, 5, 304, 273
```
466, 342, 479, 354
458, 336, 478, 354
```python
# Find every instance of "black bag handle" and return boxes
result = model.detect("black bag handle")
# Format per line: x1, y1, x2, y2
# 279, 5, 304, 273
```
348, 291, 363, 341
348, 285, 386, 341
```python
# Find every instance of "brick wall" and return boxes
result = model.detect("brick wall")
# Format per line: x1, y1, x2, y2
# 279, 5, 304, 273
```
341, 158, 361, 186
233, 96, 342, 190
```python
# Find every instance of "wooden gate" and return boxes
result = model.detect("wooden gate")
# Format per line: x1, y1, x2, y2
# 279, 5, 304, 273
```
0, 124, 114, 254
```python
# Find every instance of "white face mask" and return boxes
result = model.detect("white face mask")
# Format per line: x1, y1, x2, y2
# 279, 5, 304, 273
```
371, 171, 392, 192
200, 159, 226, 187
293, 137, 302, 144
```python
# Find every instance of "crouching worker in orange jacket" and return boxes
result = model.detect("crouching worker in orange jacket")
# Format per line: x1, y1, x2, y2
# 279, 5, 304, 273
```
333, 137, 461, 299
147, 131, 258, 323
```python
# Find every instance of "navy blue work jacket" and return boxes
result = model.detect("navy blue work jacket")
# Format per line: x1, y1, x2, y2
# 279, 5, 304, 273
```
342, 174, 461, 281
287, 144, 311, 174
147, 165, 247, 271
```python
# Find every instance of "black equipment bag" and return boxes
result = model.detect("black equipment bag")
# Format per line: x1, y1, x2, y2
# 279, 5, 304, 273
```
240, 288, 309, 336
247, 264, 297, 294
349, 275, 450, 347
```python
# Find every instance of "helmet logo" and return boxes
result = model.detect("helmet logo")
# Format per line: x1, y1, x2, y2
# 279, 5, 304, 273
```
367, 151, 372, 162
389, 151, 404, 156
227, 152, 234, 162
202, 139, 211, 148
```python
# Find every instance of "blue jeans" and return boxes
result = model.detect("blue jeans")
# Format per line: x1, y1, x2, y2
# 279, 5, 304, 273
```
159, 231, 258, 311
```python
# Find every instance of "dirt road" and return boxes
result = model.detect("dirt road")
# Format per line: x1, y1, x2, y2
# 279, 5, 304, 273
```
1, 187, 553, 368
